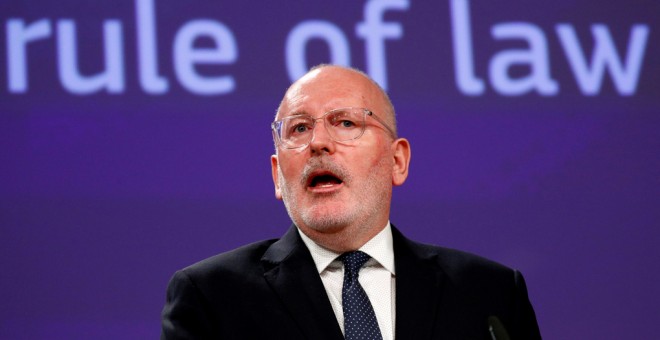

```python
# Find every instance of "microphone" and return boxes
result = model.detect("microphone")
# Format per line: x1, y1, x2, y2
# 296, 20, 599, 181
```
488, 316, 511, 340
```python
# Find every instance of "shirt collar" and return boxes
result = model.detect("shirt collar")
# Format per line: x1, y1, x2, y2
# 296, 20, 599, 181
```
297, 222, 395, 275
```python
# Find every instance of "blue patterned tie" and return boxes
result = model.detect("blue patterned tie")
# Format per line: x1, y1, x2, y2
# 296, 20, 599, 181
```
340, 251, 383, 340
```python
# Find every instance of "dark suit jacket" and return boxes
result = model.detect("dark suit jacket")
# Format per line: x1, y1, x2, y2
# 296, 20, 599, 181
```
161, 225, 541, 339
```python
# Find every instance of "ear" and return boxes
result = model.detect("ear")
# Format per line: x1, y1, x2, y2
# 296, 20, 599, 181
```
391, 138, 411, 186
271, 154, 283, 200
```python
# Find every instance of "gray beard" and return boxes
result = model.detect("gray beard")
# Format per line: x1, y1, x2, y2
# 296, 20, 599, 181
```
276, 155, 391, 234
278, 157, 354, 232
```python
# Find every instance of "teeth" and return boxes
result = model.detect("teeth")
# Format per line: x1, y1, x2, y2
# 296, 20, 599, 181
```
310, 174, 341, 187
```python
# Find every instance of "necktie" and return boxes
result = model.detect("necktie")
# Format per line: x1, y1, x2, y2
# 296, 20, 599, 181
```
340, 251, 383, 340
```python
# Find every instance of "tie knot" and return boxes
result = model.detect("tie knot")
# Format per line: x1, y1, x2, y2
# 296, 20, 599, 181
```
340, 251, 371, 276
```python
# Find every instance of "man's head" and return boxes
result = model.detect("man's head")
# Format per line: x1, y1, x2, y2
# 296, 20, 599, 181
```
270, 65, 411, 252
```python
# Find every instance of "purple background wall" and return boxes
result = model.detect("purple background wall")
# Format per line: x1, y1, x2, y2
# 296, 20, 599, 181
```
1, 0, 659, 338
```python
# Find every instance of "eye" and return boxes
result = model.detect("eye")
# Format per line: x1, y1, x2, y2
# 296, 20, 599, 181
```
338, 120, 356, 128
328, 110, 361, 130
289, 122, 311, 135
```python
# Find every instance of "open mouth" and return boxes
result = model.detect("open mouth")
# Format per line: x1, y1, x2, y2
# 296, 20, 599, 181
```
307, 172, 343, 188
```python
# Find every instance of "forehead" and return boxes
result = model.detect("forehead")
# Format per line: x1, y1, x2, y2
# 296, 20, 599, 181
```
278, 68, 382, 117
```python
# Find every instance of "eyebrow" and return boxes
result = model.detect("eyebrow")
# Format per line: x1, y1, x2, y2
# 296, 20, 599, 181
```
288, 111, 308, 116
280, 111, 311, 119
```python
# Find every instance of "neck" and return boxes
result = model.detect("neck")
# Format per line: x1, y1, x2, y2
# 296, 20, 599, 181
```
298, 220, 387, 253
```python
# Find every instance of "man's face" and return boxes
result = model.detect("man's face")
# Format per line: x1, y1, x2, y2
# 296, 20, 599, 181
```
270, 67, 409, 250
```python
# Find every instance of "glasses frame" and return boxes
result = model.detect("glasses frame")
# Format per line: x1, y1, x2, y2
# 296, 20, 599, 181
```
271, 107, 396, 149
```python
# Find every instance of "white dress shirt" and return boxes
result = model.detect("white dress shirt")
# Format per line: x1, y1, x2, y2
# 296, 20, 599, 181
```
298, 223, 396, 340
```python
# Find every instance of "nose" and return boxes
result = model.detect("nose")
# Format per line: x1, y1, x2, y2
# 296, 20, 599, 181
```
308, 118, 336, 154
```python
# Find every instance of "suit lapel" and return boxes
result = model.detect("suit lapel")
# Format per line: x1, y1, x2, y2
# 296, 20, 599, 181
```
392, 226, 445, 340
261, 226, 344, 340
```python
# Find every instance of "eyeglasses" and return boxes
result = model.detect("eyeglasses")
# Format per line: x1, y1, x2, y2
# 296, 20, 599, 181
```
271, 107, 396, 149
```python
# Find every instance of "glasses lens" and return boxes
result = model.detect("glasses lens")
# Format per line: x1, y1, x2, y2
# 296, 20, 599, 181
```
325, 108, 366, 142
273, 108, 369, 148
279, 116, 314, 148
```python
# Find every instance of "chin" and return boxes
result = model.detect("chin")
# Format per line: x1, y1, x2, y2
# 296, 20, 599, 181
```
300, 209, 355, 234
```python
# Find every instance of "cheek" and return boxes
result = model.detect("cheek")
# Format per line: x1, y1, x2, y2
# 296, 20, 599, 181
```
350, 146, 392, 175
278, 155, 305, 183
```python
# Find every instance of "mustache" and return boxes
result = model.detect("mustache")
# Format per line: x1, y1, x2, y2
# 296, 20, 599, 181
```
300, 156, 351, 186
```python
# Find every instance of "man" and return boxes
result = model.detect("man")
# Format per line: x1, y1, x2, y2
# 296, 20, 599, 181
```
161, 65, 541, 339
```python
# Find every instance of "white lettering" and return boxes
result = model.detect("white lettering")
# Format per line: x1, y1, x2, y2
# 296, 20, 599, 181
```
285, 20, 351, 82
355, 0, 409, 90
489, 23, 558, 96
7, 19, 52, 93
450, 0, 485, 96
57, 20, 125, 94
557, 23, 649, 96
136, 0, 169, 94
173, 20, 238, 95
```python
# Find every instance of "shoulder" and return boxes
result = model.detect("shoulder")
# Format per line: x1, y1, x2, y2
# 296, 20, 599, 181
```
173, 238, 278, 288
422, 242, 514, 282
393, 228, 541, 338
393, 227, 518, 287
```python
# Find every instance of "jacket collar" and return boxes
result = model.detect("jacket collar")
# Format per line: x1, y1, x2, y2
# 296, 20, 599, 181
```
260, 224, 446, 340
261, 225, 344, 340
392, 225, 445, 340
